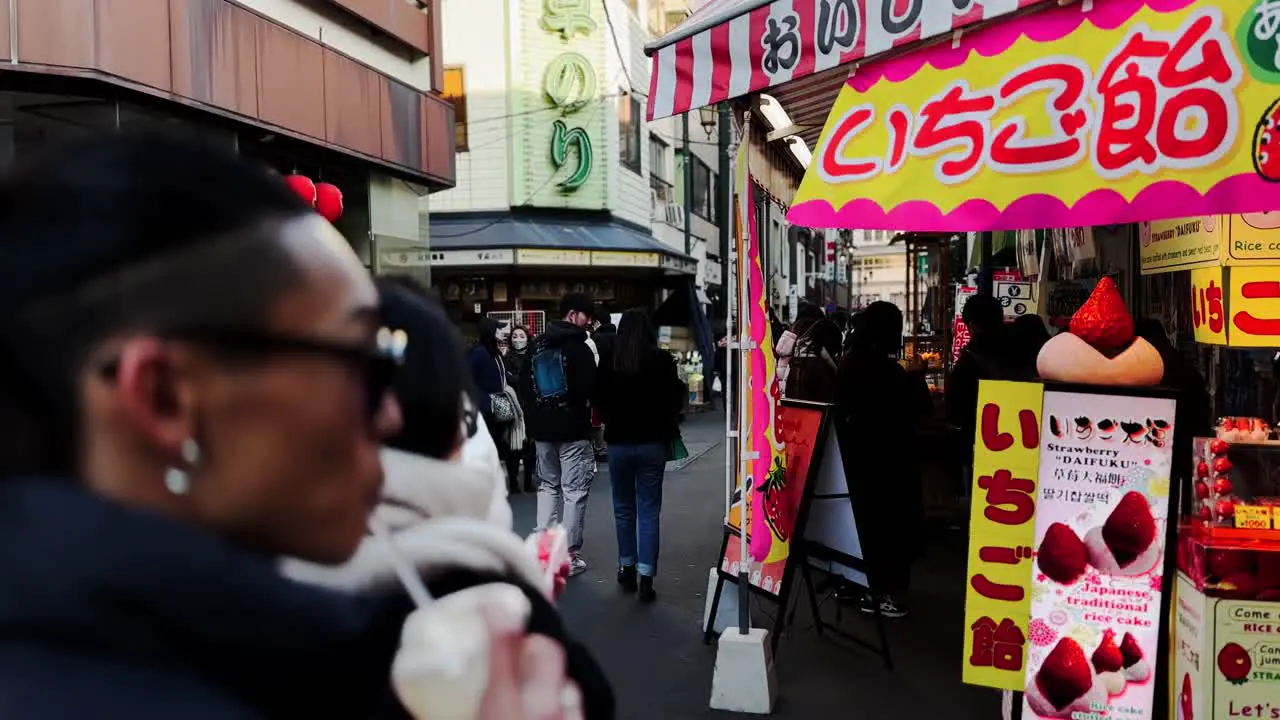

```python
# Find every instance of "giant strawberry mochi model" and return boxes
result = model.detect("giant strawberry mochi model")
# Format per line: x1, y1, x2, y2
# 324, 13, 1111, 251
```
1036, 277, 1165, 386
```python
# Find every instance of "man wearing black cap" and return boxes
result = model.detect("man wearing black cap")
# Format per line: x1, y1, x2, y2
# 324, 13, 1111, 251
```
519, 292, 599, 576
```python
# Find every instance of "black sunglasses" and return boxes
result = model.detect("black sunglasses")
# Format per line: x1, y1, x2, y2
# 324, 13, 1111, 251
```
99, 326, 404, 421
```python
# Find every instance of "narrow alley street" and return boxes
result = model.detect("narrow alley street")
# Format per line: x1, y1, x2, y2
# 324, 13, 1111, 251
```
509, 410, 1006, 719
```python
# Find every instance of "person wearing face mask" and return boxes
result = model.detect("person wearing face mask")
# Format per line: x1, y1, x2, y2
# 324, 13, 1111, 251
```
504, 326, 536, 493
0, 133, 590, 719
518, 293, 599, 577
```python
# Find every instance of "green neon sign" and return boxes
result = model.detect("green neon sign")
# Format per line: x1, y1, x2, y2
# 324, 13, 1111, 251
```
539, 0, 596, 193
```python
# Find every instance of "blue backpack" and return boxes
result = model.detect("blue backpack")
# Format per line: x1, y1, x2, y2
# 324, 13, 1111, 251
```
530, 342, 569, 406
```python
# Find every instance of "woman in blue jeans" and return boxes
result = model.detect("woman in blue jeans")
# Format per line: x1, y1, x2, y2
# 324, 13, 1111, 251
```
593, 310, 685, 602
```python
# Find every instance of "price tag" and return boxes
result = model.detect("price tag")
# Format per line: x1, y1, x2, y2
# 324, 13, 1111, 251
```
1234, 504, 1273, 530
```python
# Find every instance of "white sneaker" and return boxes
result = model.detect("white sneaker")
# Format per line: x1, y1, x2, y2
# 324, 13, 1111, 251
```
568, 554, 587, 577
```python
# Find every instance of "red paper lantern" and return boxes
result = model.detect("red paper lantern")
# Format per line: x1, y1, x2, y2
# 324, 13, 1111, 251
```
284, 174, 316, 207
315, 182, 344, 222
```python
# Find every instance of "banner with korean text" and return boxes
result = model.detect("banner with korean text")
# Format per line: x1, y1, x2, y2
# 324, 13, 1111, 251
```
963, 380, 1044, 691
789, 0, 1280, 232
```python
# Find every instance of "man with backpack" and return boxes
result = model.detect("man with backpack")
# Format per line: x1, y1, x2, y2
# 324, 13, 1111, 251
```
519, 293, 599, 576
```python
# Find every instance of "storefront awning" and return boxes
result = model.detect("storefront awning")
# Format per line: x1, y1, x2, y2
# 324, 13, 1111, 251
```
428, 214, 695, 272
788, 0, 1280, 233
643, 0, 1051, 121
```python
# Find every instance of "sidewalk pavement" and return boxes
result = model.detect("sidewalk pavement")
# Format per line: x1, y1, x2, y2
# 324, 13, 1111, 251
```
509, 410, 1001, 719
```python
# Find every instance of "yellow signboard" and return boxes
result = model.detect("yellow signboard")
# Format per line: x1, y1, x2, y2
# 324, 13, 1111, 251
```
590, 251, 658, 268
1226, 213, 1280, 264
1228, 266, 1280, 348
1144, 215, 1280, 274
963, 380, 1043, 691
1141, 217, 1223, 274
1190, 265, 1228, 345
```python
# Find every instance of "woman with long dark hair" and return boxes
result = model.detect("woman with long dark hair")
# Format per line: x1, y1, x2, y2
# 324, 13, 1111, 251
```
504, 325, 536, 492
593, 309, 684, 603
468, 318, 525, 494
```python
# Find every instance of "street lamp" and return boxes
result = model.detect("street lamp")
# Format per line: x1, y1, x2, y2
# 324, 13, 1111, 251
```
698, 105, 716, 139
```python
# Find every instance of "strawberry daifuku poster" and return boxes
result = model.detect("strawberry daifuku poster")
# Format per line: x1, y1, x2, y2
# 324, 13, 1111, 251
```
1024, 390, 1176, 719
722, 403, 823, 597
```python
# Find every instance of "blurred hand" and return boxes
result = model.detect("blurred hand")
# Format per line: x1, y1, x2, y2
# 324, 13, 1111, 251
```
392, 583, 582, 720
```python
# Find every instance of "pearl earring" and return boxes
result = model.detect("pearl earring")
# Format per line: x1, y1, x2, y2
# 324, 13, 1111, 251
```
164, 438, 201, 496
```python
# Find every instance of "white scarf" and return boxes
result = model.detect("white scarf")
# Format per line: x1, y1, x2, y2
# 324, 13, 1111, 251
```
281, 449, 547, 595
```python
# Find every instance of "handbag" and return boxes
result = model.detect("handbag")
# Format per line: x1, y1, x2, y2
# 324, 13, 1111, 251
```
488, 355, 516, 423
489, 391, 516, 423
666, 434, 689, 462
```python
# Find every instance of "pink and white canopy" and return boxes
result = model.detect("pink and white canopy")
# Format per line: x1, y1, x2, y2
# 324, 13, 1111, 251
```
644, 0, 1053, 121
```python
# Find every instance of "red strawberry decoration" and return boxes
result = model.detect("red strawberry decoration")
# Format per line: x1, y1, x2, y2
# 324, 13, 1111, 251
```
1216, 499, 1236, 518
1210, 439, 1229, 455
757, 457, 793, 542
1214, 457, 1232, 474
1036, 637, 1094, 711
1037, 523, 1088, 585
1103, 492, 1157, 567
1091, 630, 1124, 673
1195, 481, 1210, 499
1217, 642, 1252, 684
1180, 673, 1193, 720
1214, 477, 1233, 495
1069, 276, 1134, 352
1256, 100, 1280, 182
1119, 632, 1143, 669
1197, 461, 1209, 479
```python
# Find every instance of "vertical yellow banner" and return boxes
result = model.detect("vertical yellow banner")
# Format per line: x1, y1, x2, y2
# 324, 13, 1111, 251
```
1228, 266, 1280, 347
962, 380, 1043, 691
1190, 265, 1227, 345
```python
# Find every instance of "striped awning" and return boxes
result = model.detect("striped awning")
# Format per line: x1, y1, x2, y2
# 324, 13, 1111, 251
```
644, 0, 1053, 121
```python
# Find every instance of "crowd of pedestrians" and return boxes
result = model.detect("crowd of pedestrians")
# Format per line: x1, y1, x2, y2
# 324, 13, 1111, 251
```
465, 294, 687, 600
769, 292, 1211, 621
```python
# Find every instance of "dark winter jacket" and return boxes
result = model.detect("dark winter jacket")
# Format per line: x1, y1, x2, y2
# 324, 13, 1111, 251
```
595, 349, 684, 445
467, 344, 507, 418
518, 321, 597, 443
0, 479, 408, 719
0, 479, 616, 720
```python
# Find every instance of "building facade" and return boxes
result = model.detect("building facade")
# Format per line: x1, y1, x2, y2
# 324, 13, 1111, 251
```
431, 0, 719, 329
0, 0, 455, 275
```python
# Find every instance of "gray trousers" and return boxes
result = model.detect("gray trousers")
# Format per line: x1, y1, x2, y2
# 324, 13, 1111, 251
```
534, 439, 596, 553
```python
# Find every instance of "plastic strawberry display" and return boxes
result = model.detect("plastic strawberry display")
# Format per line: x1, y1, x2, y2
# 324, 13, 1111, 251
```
1069, 277, 1134, 353
756, 456, 793, 542
1217, 642, 1251, 685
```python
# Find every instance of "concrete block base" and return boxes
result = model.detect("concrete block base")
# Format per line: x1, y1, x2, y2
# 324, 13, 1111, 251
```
709, 627, 777, 714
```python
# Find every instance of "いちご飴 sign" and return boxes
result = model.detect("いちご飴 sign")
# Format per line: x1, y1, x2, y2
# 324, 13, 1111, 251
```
790, 0, 1280, 232
964, 380, 1044, 691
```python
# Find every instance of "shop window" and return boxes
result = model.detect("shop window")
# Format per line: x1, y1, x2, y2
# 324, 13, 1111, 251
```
619, 94, 642, 175
690, 155, 715, 223
443, 67, 468, 152
649, 134, 672, 202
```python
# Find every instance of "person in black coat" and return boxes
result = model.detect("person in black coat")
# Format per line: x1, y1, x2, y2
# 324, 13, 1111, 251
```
835, 302, 930, 618
593, 310, 684, 602
504, 325, 536, 492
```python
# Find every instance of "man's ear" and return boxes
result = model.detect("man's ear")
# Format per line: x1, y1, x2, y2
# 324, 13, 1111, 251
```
112, 338, 196, 460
